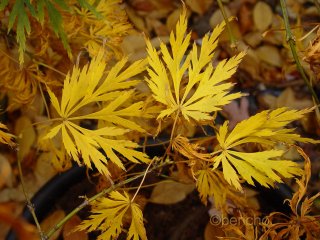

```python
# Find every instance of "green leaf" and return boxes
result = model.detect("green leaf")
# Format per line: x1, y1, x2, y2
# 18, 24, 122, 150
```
45, 0, 72, 58
7, 0, 35, 64
0, 0, 10, 11
77, 0, 101, 18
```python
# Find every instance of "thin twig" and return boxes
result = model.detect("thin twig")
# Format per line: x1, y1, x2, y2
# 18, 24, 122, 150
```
45, 160, 173, 239
131, 159, 154, 203
38, 82, 51, 119
17, 149, 46, 239
279, 0, 320, 106
217, 0, 237, 50
313, 0, 320, 15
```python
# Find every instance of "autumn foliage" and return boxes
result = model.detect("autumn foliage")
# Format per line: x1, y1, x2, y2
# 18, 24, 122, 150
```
1, 1, 320, 240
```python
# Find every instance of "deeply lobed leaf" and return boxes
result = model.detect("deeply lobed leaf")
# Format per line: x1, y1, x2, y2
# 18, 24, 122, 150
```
145, 7, 245, 123
214, 107, 318, 190
44, 51, 149, 176
77, 191, 147, 240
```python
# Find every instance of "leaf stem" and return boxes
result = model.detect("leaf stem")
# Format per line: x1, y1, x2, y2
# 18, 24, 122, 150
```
17, 150, 45, 239
279, 0, 320, 106
217, 0, 237, 49
45, 160, 173, 239
131, 159, 154, 203
31, 117, 62, 127
170, 110, 180, 143
38, 82, 51, 119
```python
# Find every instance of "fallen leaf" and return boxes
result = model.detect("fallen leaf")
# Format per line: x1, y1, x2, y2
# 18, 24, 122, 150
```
14, 116, 36, 160
34, 153, 57, 188
276, 87, 313, 109
209, 8, 232, 28
166, 8, 183, 32
125, 6, 147, 32
62, 215, 88, 240
130, 0, 155, 11
186, 0, 213, 15
149, 181, 195, 204
0, 204, 39, 240
260, 87, 313, 110
0, 188, 25, 202
40, 210, 65, 240
256, 45, 282, 67
0, 154, 12, 189
222, 98, 250, 130
204, 222, 225, 240
253, 1, 273, 32
239, 3, 253, 33
0, 202, 24, 239
244, 31, 263, 48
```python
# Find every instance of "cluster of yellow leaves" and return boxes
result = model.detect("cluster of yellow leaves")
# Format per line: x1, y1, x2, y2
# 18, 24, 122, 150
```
0, 0, 131, 106
145, 8, 244, 124
174, 107, 318, 198
0, 44, 52, 107
173, 136, 255, 213
76, 191, 147, 240
214, 107, 318, 190
44, 50, 149, 176
260, 147, 320, 240
64, 0, 132, 60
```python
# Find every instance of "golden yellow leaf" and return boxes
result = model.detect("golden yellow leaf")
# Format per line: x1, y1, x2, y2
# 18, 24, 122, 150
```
196, 168, 226, 206
44, 50, 149, 176
68, 0, 132, 60
145, 7, 244, 124
214, 108, 318, 190
76, 191, 147, 240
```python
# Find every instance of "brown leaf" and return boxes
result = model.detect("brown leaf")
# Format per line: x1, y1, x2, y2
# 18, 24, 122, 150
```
62, 215, 88, 240
0, 204, 39, 240
239, 3, 253, 33
260, 88, 313, 110
256, 45, 282, 67
14, 116, 36, 160
186, 0, 213, 15
34, 153, 57, 188
204, 222, 225, 240
149, 181, 195, 204
260, 147, 320, 240
209, 8, 232, 28
244, 31, 263, 48
0, 154, 12, 189
166, 8, 183, 32
222, 98, 250, 130
40, 210, 65, 240
253, 1, 273, 32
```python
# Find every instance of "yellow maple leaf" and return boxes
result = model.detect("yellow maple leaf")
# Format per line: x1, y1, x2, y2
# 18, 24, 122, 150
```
44, 51, 149, 176
196, 167, 226, 206
145, 7, 244, 124
76, 191, 147, 240
214, 108, 318, 190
